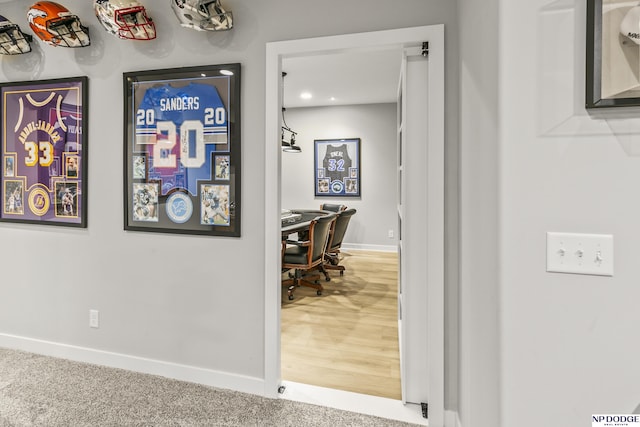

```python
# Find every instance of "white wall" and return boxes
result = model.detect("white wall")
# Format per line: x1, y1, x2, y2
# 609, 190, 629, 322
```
281, 104, 397, 249
0, 0, 460, 407
458, 0, 500, 426
499, 1, 640, 426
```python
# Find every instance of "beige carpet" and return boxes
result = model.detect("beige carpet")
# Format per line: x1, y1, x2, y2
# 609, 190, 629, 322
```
0, 347, 419, 426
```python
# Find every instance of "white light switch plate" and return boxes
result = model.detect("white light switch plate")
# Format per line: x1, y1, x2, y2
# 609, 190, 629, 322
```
546, 232, 613, 276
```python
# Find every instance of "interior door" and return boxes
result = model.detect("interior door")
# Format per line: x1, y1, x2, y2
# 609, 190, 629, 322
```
397, 47, 430, 405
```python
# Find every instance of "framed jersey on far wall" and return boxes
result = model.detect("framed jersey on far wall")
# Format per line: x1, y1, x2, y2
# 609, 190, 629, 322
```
0, 77, 88, 228
123, 64, 241, 237
314, 138, 360, 197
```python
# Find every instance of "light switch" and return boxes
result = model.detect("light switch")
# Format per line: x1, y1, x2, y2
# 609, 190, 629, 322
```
546, 232, 613, 276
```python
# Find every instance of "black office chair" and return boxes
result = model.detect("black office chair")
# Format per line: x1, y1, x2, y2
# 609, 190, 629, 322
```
281, 214, 335, 300
322, 208, 356, 278
320, 203, 346, 212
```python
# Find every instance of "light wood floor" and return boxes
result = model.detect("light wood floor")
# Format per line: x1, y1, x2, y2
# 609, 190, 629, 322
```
281, 250, 401, 400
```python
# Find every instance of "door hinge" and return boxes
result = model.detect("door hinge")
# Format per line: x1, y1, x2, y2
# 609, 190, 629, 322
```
421, 402, 428, 419
422, 42, 429, 57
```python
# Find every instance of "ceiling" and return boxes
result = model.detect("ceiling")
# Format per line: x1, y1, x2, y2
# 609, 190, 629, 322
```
282, 49, 403, 109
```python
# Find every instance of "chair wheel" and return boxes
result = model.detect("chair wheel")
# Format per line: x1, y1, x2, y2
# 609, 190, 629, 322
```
288, 295, 294, 300
317, 290, 322, 296
325, 276, 331, 282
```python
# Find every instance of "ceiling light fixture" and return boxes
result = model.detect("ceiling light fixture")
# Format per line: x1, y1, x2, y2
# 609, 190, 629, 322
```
281, 72, 301, 153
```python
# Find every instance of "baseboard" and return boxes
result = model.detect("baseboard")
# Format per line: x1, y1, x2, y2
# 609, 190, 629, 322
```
341, 243, 397, 252
0, 333, 264, 396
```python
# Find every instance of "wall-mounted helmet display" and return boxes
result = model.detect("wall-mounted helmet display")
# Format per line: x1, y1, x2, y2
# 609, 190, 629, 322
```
0, 16, 33, 55
171, 0, 233, 32
94, 0, 156, 40
27, 1, 90, 47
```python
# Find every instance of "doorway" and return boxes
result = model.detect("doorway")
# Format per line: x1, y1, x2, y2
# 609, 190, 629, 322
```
264, 25, 445, 425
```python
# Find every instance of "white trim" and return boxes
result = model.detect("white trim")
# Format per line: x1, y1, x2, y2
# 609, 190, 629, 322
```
280, 381, 428, 426
340, 243, 397, 252
265, 24, 445, 424
0, 333, 264, 395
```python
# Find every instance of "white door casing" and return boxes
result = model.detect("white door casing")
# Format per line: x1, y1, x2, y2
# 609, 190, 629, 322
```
264, 25, 445, 426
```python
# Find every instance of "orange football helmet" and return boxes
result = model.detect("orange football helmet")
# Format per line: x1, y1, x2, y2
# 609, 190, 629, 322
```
28, 1, 90, 47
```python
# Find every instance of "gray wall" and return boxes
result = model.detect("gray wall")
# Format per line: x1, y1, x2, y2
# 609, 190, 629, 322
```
500, 1, 640, 426
0, 0, 461, 412
458, 0, 500, 426
281, 104, 398, 249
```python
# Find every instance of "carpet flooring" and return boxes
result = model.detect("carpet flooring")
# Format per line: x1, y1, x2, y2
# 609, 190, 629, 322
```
0, 347, 419, 426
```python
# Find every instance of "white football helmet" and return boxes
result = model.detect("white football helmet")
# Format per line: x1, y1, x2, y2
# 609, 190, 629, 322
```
171, 0, 233, 31
94, 0, 156, 40
0, 15, 33, 54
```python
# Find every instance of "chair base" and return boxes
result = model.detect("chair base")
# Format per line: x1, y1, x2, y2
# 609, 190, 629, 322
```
282, 271, 324, 300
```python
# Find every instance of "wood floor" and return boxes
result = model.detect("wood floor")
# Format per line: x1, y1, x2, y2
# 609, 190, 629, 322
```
281, 250, 401, 400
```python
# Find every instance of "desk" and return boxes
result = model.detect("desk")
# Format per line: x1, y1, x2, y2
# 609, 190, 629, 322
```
281, 209, 333, 237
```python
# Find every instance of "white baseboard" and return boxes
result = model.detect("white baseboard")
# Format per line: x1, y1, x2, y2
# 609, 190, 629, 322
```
0, 333, 264, 396
341, 243, 397, 252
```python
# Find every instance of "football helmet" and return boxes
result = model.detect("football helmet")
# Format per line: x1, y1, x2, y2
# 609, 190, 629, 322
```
171, 0, 233, 31
0, 16, 33, 55
28, 2, 90, 48
94, 0, 156, 40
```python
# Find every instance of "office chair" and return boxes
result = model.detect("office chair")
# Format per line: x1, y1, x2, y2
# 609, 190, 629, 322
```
282, 214, 336, 300
320, 203, 347, 212
322, 208, 356, 278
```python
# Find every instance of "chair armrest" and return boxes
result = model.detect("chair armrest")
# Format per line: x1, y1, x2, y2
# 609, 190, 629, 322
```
285, 239, 311, 247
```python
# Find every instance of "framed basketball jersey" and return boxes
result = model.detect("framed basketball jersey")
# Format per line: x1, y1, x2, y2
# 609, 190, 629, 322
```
314, 138, 360, 197
0, 77, 88, 227
123, 64, 241, 237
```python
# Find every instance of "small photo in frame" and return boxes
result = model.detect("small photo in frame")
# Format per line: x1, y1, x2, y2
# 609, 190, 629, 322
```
54, 182, 78, 218
65, 155, 79, 178
215, 155, 230, 180
3, 180, 23, 215
133, 155, 146, 179
200, 184, 230, 226
132, 183, 159, 222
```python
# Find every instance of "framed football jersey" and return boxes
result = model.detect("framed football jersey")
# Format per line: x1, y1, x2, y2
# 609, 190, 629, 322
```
314, 138, 360, 198
123, 64, 241, 236
0, 77, 88, 227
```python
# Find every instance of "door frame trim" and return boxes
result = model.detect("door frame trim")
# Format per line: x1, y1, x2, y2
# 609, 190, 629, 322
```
264, 25, 445, 425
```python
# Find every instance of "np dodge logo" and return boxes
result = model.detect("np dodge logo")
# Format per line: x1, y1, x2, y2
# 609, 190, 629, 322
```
593, 414, 640, 427
166, 192, 193, 224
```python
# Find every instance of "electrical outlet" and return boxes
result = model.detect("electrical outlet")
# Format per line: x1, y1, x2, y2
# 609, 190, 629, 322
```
388, 229, 394, 238
546, 232, 614, 276
89, 310, 99, 328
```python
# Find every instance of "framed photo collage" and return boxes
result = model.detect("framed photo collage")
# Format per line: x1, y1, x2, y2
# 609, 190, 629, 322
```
0, 63, 242, 237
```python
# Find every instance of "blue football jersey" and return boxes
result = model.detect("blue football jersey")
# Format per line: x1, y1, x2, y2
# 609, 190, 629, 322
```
134, 82, 228, 196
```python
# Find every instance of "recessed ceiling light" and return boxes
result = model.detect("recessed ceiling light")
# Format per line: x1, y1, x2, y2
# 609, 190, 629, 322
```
300, 92, 312, 100
330, 97, 336, 101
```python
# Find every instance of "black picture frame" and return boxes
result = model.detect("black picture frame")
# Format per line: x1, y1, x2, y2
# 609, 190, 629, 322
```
123, 64, 241, 236
314, 138, 360, 197
587, 0, 640, 108
0, 76, 88, 227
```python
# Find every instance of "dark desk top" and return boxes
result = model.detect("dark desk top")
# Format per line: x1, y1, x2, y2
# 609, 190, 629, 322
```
281, 209, 333, 235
